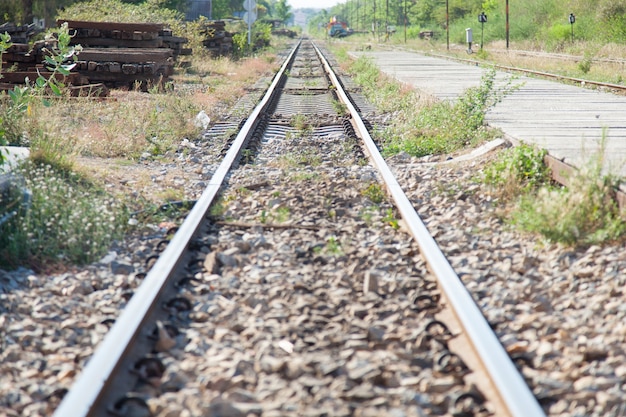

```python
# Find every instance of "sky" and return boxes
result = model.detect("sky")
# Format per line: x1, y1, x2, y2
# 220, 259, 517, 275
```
288, 0, 342, 10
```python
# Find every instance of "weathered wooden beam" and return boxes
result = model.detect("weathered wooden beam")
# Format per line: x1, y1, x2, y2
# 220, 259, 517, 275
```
57, 20, 164, 33
69, 37, 163, 48
0, 71, 85, 84
76, 47, 172, 63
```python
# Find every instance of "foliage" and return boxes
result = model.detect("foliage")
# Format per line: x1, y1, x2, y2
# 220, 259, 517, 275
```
306, 0, 626, 49
0, 163, 128, 269
482, 144, 551, 200
481, 140, 625, 247
0, 0, 81, 24
232, 21, 273, 57
58, 0, 185, 33
511, 162, 625, 247
274, 0, 293, 25
0, 32, 14, 165
383, 207, 399, 230
349, 57, 410, 113
456, 67, 520, 131
361, 182, 386, 204
379, 67, 519, 157
1, 24, 81, 157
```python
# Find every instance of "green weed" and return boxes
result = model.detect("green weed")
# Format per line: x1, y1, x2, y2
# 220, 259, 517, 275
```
331, 99, 348, 115
511, 162, 625, 246
383, 208, 400, 230
482, 144, 551, 200
274, 206, 290, 223
276, 150, 321, 168
209, 197, 227, 218
324, 236, 343, 255
0, 163, 128, 269
383, 68, 520, 157
289, 171, 320, 182
361, 182, 386, 204
359, 206, 376, 226
482, 141, 625, 247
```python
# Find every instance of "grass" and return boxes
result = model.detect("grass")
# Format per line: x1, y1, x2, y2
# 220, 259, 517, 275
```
340, 54, 516, 159
482, 144, 552, 201
26, 55, 276, 160
337, 39, 625, 246
481, 142, 625, 247
313, 235, 343, 256
291, 113, 313, 134
383, 67, 518, 157
361, 182, 386, 204
0, 163, 128, 270
288, 171, 321, 182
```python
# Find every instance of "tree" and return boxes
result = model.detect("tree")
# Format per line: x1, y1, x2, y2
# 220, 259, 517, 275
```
274, 0, 292, 26
23, 0, 33, 23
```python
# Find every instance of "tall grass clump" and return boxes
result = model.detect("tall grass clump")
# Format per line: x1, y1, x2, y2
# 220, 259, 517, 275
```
482, 144, 551, 200
383, 68, 520, 157
343, 56, 519, 158
0, 163, 128, 270
482, 142, 625, 247
511, 161, 625, 247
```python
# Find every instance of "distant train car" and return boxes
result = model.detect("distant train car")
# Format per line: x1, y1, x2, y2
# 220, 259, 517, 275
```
327, 17, 348, 37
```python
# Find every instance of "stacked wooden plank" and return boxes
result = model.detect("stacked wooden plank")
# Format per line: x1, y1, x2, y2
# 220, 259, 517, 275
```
272, 28, 297, 38
201, 21, 233, 56
1, 20, 191, 93
58, 20, 190, 89
1, 39, 92, 93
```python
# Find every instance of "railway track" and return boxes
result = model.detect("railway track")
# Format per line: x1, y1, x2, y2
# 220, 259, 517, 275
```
4, 38, 626, 417
429, 47, 626, 94
48, 38, 544, 417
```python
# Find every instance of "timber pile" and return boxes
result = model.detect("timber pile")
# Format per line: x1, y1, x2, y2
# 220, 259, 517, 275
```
272, 28, 297, 38
200, 21, 233, 56
1, 20, 191, 93
0, 38, 96, 95
58, 20, 190, 89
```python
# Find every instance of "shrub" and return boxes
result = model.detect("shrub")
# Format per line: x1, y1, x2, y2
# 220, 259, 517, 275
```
482, 143, 551, 200
382, 67, 520, 157
511, 164, 625, 246
0, 163, 128, 269
482, 140, 625, 247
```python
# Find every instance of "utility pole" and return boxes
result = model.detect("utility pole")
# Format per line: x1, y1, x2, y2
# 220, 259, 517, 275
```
404, 0, 407, 43
446, 0, 449, 50
506, 0, 509, 49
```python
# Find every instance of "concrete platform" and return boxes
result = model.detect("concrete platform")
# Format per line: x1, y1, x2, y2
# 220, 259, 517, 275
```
350, 50, 626, 177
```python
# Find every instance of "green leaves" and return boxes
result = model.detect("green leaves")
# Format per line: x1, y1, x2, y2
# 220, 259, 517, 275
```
0, 32, 12, 52
0, 23, 81, 149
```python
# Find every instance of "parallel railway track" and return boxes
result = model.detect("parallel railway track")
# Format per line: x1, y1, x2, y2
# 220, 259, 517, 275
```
52, 39, 544, 417
2, 37, 625, 417
55, 38, 543, 417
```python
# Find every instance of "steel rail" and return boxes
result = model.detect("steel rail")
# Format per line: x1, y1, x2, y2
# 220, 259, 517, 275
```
485, 47, 626, 65
52, 39, 301, 417
428, 52, 626, 93
313, 43, 546, 417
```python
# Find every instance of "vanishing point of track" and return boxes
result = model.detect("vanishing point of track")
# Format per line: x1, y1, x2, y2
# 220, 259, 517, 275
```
53, 39, 544, 417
